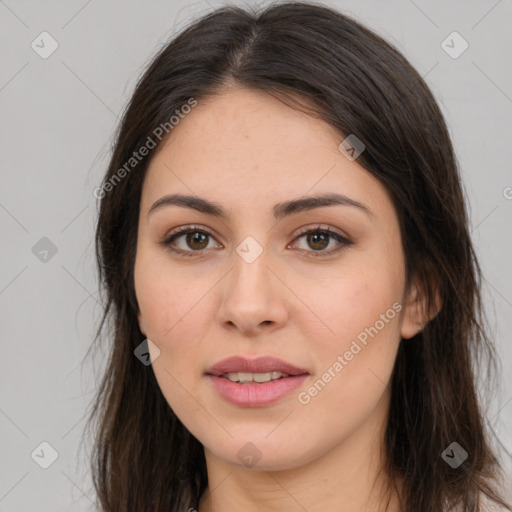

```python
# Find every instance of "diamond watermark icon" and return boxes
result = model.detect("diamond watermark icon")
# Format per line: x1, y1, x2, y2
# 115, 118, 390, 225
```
236, 236, 263, 264
236, 442, 262, 467
31, 441, 59, 469
32, 237, 58, 263
31, 32, 59, 59
441, 31, 468, 59
134, 338, 161, 366
441, 441, 468, 468
339, 134, 365, 161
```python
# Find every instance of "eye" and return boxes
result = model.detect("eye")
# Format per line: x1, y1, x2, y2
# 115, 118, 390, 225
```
290, 225, 353, 258
159, 224, 353, 258
159, 225, 220, 257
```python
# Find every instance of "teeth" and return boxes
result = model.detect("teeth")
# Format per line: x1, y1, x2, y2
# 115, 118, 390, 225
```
223, 371, 290, 383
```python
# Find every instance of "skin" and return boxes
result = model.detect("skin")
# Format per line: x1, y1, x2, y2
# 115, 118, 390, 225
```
134, 86, 431, 512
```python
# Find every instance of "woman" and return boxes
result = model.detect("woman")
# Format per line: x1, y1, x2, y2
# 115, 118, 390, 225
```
85, 2, 512, 511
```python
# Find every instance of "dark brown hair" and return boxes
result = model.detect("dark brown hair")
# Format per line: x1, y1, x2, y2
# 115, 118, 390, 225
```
84, 2, 512, 511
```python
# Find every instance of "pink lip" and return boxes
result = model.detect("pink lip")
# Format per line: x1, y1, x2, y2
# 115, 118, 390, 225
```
206, 356, 310, 407
206, 356, 309, 376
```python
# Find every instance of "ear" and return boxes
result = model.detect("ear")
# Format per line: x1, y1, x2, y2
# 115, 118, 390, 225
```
400, 276, 442, 339
138, 312, 146, 336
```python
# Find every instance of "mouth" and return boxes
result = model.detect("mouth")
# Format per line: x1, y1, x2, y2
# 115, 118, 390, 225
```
206, 356, 310, 407
218, 371, 294, 384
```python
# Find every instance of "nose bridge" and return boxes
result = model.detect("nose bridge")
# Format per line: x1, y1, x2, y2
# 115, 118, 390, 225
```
217, 233, 289, 334
226, 213, 275, 288
229, 234, 275, 301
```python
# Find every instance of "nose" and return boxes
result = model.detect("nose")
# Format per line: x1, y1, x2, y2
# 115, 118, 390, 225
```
215, 245, 290, 338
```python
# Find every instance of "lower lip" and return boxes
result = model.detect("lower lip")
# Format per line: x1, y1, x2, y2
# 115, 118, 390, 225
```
208, 374, 309, 407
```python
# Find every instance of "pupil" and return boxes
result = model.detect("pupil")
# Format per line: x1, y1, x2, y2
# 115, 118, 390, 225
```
309, 233, 328, 250
188, 232, 208, 250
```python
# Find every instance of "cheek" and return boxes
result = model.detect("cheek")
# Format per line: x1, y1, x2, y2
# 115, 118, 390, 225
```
134, 250, 218, 400
296, 263, 403, 405
299, 264, 402, 346
134, 257, 212, 421
134, 247, 209, 343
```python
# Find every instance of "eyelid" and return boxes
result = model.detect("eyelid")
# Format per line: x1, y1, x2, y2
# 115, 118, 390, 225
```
292, 224, 350, 242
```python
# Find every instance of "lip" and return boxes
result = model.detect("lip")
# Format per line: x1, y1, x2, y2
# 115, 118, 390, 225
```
206, 356, 309, 376
206, 356, 310, 407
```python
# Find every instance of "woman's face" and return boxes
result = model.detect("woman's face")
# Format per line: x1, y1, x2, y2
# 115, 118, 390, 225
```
134, 87, 420, 471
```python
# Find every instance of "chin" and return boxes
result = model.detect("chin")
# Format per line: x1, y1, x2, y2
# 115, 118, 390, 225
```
205, 435, 318, 472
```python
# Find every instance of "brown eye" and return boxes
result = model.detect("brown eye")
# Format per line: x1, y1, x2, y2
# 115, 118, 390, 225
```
305, 231, 330, 251
160, 225, 220, 257
291, 226, 354, 257
183, 231, 209, 250
160, 224, 353, 258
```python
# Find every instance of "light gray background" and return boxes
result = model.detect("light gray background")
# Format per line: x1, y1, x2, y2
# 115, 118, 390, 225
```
1, 0, 511, 510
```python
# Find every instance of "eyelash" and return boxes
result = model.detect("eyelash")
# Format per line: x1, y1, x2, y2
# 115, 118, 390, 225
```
159, 224, 354, 259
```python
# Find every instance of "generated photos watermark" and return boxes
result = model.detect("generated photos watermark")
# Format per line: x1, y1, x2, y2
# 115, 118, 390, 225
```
297, 301, 403, 405
93, 97, 198, 199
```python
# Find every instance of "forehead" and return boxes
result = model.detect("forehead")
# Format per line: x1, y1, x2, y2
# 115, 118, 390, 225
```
141, 87, 391, 221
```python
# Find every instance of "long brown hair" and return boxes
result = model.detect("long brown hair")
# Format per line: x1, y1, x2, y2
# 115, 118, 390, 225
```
84, 2, 512, 510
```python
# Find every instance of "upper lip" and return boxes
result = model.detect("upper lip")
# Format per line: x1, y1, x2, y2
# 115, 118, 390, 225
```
206, 356, 309, 376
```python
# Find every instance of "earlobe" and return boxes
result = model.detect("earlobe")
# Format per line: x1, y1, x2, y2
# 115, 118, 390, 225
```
400, 279, 442, 339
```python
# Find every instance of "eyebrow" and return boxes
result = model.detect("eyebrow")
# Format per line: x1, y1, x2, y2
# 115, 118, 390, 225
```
147, 192, 375, 221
